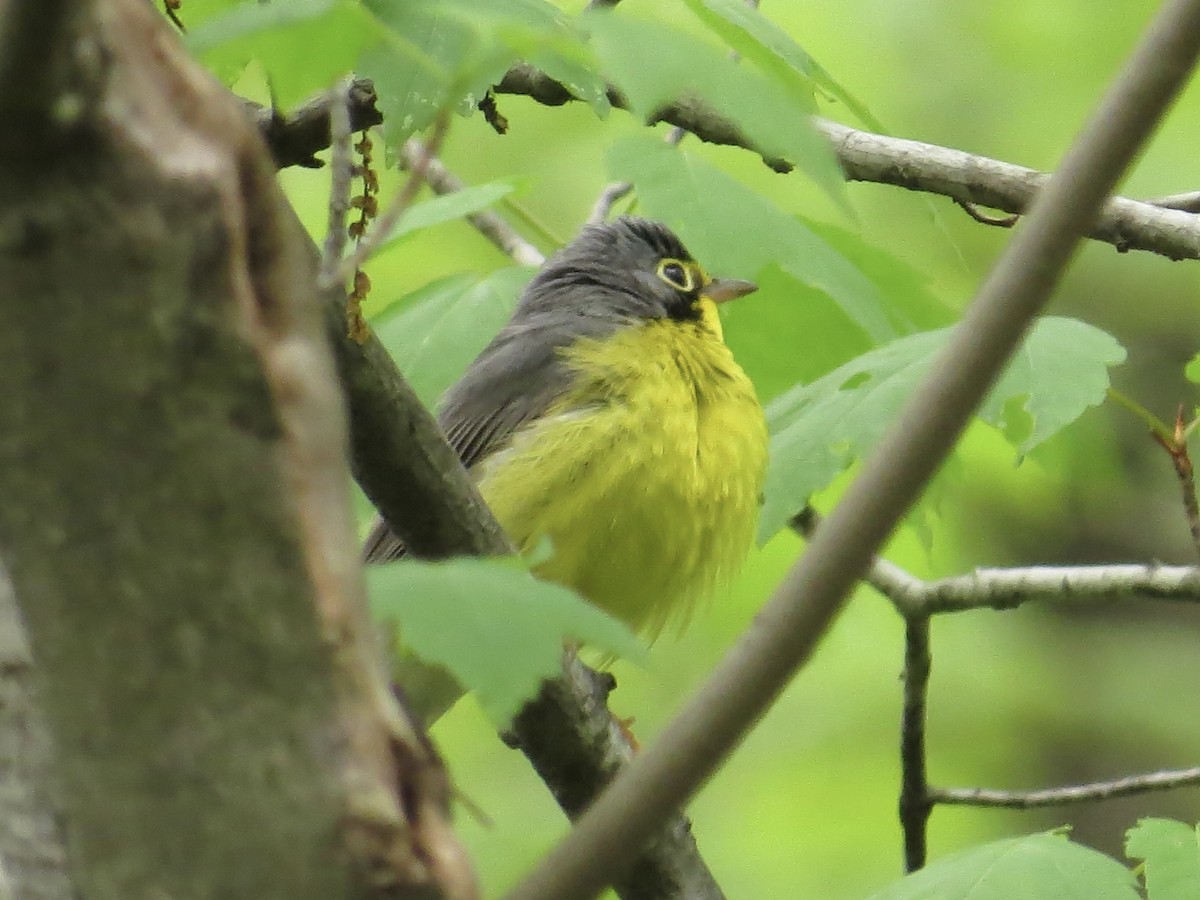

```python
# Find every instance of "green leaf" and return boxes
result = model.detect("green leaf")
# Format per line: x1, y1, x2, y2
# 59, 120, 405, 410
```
471, 0, 609, 116
868, 833, 1139, 900
359, 0, 494, 143
722, 224, 951, 403
188, 0, 384, 109
722, 265, 875, 404
586, 11, 845, 208
680, 0, 816, 97
681, 0, 885, 132
1126, 818, 1200, 900
802, 219, 954, 333
368, 558, 644, 727
1185, 353, 1200, 385
760, 316, 1126, 541
362, 0, 604, 144
374, 180, 519, 252
608, 136, 892, 343
373, 267, 533, 408
983, 318, 1127, 456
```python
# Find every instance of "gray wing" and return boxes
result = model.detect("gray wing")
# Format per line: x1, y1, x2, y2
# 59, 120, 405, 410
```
361, 319, 580, 563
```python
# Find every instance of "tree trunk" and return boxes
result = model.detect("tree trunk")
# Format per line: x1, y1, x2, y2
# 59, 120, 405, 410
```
0, 1, 473, 898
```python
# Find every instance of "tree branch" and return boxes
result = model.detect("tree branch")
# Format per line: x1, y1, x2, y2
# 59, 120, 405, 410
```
254, 75, 1200, 261
796, 512, 1200, 618
814, 119, 1200, 260
503, 1, 1200, 896
899, 619, 932, 873
248, 77, 382, 170
334, 110, 451, 285
494, 63, 789, 173
508, 655, 725, 900
498, 57, 1200, 258
930, 767, 1200, 808
401, 141, 546, 267
319, 77, 354, 289
1147, 189, 1200, 211
886, 564, 1200, 616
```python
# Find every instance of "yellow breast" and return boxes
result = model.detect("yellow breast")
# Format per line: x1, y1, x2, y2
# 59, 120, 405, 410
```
475, 308, 768, 638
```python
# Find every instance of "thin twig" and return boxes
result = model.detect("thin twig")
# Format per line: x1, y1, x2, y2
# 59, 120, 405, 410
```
931, 766, 1200, 808
504, 3, 1200, 895
793, 517, 1200, 617
162, 0, 185, 32
589, 124, 684, 224
955, 199, 1019, 227
1107, 386, 1177, 443
899, 618, 932, 873
318, 78, 354, 292
400, 141, 545, 267
249, 78, 382, 170
333, 111, 451, 285
1150, 406, 1200, 561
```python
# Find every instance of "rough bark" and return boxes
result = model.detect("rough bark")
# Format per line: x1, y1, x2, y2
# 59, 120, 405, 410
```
0, 1, 473, 898
0, 570, 71, 900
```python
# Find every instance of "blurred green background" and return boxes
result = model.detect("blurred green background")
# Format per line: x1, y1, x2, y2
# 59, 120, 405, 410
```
273, 1, 1200, 895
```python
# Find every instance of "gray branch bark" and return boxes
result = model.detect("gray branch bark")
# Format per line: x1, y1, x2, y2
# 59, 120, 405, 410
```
256, 75, 1200, 263
815, 119, 1200, 260
932, 767, 1200, 808
492, 68, 1200, 261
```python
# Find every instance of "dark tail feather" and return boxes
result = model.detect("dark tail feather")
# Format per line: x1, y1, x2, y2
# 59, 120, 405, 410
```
361, 515, 407, 563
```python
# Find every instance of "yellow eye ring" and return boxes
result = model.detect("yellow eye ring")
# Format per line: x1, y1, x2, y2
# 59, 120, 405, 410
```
656, 258, 696, 292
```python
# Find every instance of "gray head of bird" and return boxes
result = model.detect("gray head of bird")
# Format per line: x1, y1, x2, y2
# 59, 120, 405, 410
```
514, 217, 757, 328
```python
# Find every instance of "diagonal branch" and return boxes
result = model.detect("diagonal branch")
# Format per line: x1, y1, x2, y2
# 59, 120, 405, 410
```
401, 140, 546, 267
503, 1, 1200, 896
509, 655, 725, 900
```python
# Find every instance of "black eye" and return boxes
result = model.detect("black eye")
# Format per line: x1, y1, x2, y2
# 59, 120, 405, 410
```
656, 258, 694, 291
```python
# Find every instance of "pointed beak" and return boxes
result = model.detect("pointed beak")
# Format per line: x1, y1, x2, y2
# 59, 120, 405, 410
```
701, 277, 758, 304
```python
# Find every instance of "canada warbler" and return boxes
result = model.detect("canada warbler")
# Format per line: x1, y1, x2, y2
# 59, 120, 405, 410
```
364, 216, 767, 672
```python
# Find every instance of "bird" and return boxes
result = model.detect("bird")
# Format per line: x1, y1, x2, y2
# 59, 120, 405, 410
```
364, 217, 768, 715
